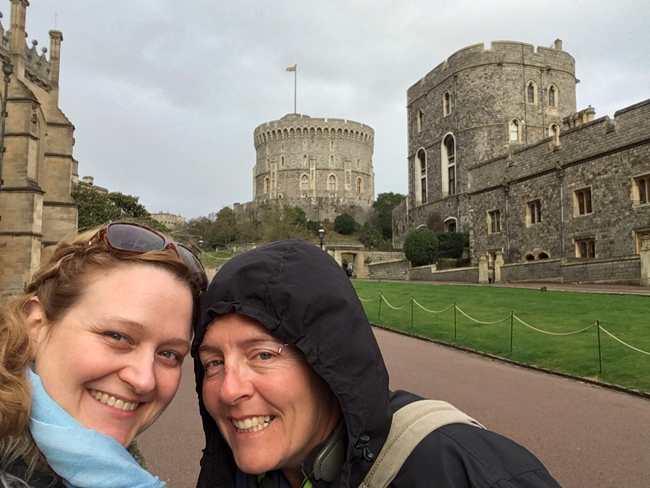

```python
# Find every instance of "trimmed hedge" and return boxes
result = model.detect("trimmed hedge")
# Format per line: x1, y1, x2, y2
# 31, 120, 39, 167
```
437, 232, 469, 259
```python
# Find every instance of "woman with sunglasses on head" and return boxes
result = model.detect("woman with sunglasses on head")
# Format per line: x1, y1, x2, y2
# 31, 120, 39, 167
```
0, 221, 207, 488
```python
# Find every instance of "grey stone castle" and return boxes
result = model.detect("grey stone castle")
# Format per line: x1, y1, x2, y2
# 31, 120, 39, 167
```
393, 39, 650, 284
234, 113, 375, 223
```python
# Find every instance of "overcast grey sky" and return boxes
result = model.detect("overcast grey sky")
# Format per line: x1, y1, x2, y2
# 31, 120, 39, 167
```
17, 1, 650, 219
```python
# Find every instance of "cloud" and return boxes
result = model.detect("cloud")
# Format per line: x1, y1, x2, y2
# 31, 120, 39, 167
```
15, 0, 650, 218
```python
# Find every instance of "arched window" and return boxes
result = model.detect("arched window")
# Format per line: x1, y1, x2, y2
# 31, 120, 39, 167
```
416, 149, 427, 205
280, 156, 285, 168
281, 142, 284, 151
417, 110, 423, 132
264, 177, 270, 194
357, 177, 363, 193
509, 120, 520, 142
443, 92, 452, 116
265, 158, 270, 171
328, 175, 337, 192
330, 155, 334, 167
549, 124, 560, 145
356, 158, 360, 170
444, 218, 457, 233
303, 155, 307, 167
443, 135, 456, 196
526, 81, 537, 104
548, 85, 557, 107
300, 174, 309, 191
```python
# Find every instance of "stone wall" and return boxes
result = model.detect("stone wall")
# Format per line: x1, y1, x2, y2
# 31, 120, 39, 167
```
468, 101, 650, 262
367, 259, 410, 281
422, 257, 640, 285
365, 250, 406, 264
501, 259, 563, 282
561, 256, 640, 285
409, 265, 479, 283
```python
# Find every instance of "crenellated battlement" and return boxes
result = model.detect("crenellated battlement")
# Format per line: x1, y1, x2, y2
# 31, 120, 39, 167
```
408, 39, 575, 103
254, 113, 374, 149
23, 38, 51, 83
0, 13, 54, 89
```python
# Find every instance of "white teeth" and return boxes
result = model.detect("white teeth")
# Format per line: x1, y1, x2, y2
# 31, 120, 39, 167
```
89, 389, 139, 412
232, 415, 274, 433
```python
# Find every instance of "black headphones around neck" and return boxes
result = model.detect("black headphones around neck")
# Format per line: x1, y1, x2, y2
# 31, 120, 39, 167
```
249, 421, 347, 488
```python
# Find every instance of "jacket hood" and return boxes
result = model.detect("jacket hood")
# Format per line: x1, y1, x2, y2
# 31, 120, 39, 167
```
192, 239, 391, 487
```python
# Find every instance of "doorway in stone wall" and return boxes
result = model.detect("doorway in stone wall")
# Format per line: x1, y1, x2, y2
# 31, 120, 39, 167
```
342, 252, 357, 277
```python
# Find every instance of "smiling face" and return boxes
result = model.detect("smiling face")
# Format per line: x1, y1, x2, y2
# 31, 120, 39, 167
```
199, 313, 341, 483
28, 264, 193, 447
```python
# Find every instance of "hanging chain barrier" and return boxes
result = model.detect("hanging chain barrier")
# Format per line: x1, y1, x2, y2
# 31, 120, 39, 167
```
358, 293, 650, 376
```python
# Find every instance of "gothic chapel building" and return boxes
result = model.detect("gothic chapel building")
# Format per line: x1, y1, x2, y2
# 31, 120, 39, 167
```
0, 1, 77, 297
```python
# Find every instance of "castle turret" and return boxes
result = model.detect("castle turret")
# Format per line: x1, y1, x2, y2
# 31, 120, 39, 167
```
252, 113, 375, 221
403, 39, 577, 237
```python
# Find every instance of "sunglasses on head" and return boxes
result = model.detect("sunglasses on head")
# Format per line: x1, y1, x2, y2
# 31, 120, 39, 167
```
94, 222, 206, 279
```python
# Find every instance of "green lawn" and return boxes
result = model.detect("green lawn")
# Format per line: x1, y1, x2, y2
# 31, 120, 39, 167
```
352, 281, 650, 393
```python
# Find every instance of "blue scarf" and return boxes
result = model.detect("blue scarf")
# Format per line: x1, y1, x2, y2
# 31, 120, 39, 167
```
29, 369, 166, 488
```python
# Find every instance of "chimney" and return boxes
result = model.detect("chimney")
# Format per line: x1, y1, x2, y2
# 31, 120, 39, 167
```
554, 38, 563, 51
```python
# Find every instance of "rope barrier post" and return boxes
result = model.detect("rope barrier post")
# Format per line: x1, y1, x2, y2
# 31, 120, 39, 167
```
410, 297, 413, 330
597, 320, 602, 374
453, 302, 457, 341
377, 293, 382, 323
510, 311, 514, 353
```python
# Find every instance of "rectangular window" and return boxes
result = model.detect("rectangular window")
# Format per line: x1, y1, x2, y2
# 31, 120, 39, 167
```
633, 174, 650, 205
488, 210, 501, 234
575, 238, 595, 258
421, 177, 427, 204
448, 166, 456, 195
574, 188, 592, 215
527, 199, 542, 225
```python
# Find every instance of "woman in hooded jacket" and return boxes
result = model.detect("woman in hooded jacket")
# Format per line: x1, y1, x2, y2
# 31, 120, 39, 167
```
192, 239, 560, 488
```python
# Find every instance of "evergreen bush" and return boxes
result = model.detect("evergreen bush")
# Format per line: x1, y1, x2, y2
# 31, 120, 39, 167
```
404, 227, 439, 266
334, 213, 357, 235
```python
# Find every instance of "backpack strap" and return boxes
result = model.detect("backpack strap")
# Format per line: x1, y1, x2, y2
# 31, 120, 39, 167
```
359, 400, 485, 488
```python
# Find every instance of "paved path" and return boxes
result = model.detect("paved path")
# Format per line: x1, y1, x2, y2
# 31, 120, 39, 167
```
375, 328, 650, 488
139, 328, 650, 488
363, 278, 650, 296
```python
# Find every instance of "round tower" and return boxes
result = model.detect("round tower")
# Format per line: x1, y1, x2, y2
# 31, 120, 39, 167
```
253, 113, 375, 221
406, 39, 577, 230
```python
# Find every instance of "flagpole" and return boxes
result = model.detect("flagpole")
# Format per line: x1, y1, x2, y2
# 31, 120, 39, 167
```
286, 64, 297, 114
293, 64, 297, 114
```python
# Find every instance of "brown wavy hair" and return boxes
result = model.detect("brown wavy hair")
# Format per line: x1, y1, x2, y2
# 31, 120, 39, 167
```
0, 223, 207, 482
